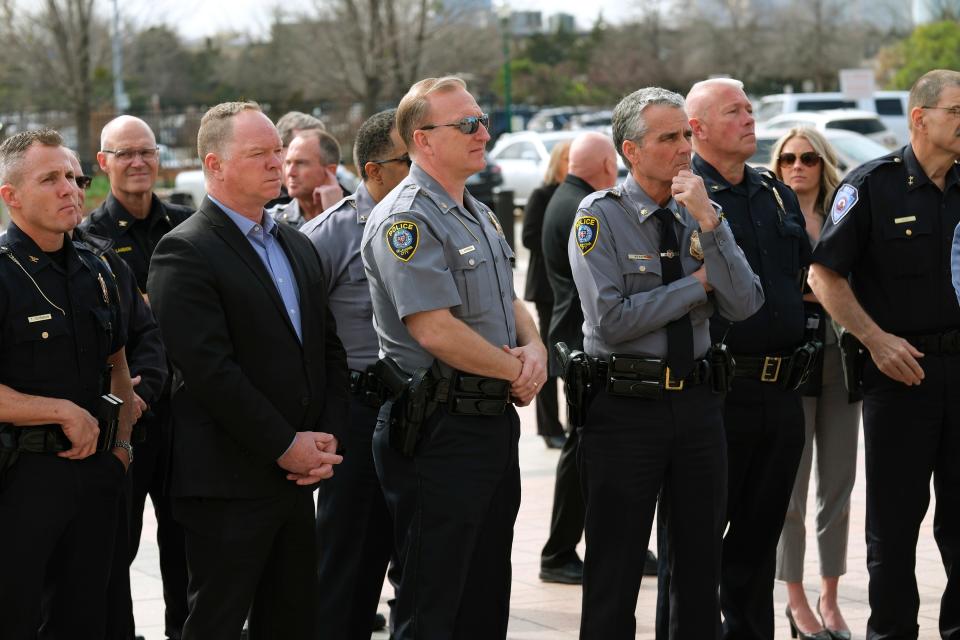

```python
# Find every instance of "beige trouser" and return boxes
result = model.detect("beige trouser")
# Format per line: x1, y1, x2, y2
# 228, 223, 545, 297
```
776, 342, 862, 582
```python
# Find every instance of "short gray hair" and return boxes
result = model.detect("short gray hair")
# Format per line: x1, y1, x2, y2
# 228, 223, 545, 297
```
909, 69, 960, 131
197, 101, 261, 173
0, 129, 64, 185
612, 87, 685, 169
276, 111, 325, 147
294, 129, 341, 166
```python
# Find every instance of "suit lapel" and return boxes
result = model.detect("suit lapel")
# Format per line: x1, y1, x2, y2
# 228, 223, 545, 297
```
200, 198, 301, 344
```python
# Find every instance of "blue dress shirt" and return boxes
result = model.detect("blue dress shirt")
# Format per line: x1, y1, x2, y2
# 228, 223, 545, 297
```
211, 196, 303, 342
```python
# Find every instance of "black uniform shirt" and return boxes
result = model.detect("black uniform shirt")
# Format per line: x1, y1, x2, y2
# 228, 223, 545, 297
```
813, 145, 960, 336
692, 154, 811, 355
80, 193, 193, 292
0, 223, 125, 418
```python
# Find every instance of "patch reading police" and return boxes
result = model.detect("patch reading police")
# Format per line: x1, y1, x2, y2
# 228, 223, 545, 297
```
830, 184, 859, 225
386, 221, 420, 262
575, 216, 599, 255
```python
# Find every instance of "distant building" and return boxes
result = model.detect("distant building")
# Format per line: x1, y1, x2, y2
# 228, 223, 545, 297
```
509, 11, 542, 36
548, 13, 576, 34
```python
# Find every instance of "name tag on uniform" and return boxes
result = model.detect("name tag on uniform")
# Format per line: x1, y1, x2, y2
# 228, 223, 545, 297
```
627, 254, 653, 261
458, 245, 476, 255
28, 313, 52, 323
115, 246, 133, 253
894, 216, 916, 224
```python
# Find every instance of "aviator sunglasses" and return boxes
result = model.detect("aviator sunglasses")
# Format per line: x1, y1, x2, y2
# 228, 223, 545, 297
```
778, 151, 821, 168
419, 114, 490, 135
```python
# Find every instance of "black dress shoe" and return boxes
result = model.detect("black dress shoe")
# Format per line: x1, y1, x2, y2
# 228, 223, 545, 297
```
643, 549, 658, 576
786, 606, 832, 639
816, 597, 851, 640
539, 557, 583, 584
542, 434, 566, 449
372, 612, 387, 631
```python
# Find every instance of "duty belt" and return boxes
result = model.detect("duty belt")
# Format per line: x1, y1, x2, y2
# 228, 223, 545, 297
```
0, 423, 115, 454
349, 367, 386, 408
906, 330, 960, 356
732, 353, 793, 382
596, 355, 712, 395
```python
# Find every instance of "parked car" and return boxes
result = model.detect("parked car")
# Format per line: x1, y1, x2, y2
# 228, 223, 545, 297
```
466, 153, 504, 209
749, 127, 891, 177
756, 90, 909, 145
173, 165, 359, 210
525, 107, 593, 132
763, 110, 898, 149
489, 130, 626, 206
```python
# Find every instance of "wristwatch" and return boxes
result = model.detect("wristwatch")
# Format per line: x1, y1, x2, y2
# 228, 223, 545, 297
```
113, 439, 134, 464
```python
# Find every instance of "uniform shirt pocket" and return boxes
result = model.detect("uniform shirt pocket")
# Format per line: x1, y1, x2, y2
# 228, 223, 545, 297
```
450, 251, 492, 318
778, 221, 807, 275
621, 255, 663, 295
879, 214, 934, 278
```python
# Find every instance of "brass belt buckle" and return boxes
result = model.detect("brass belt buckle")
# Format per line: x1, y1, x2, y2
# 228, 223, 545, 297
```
664, 367, 684, 391
760, 356, 782, 382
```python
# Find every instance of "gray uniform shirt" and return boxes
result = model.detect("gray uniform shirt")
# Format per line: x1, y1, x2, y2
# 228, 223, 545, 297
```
267, 198, 306, 229
301, 182, 379, 371
361, 163, 518, 374
569, 174, 763, 360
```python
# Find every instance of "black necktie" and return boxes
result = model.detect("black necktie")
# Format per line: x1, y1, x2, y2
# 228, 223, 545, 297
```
653, 208, 694, 378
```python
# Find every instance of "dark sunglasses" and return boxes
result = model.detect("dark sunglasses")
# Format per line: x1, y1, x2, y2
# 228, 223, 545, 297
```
75, 175, 93, 190
778, 151, 821, 168
420, 114, 490, 135
372, 154, 412, 167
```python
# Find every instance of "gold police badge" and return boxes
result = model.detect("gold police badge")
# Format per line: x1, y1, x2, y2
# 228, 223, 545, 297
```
689, 230, 704, 261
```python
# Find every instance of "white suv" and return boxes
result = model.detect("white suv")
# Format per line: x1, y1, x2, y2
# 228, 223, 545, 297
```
764, 110, 899, 149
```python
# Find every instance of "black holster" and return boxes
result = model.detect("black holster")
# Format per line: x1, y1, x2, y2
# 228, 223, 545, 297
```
0, 426, 18, 487
96, 393, 123, 451
374, 358, 438, 458
708, 343, 736, 393
837, 328, 866, 401
555, 342, 598, 429
779, 340, 823, 391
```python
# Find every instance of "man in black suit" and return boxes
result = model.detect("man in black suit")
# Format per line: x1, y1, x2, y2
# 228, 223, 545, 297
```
147, 102, 348, 640
538, 131, 618, 584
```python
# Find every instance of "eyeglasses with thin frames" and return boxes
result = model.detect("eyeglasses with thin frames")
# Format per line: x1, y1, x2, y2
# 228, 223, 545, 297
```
101, 147, 160, 162
921, 105, 960, 118
372, 154, 412, 167
75, 175, 92, 190
419, 114, 490, 135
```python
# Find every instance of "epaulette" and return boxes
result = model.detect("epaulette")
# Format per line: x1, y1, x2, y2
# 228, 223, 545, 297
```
579, 186, 621, 210
390, 182, 420, 212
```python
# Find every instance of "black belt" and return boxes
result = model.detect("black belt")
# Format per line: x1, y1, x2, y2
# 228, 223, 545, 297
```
906, 330, 960, 356
732, 353, 794, 382
436, 372, 510, 416
4, 424, 71, 453
596, 355, 711, 393
349, 367, 386, 408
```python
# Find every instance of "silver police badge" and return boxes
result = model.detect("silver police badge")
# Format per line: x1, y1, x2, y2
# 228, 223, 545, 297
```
689, 230, 704, 261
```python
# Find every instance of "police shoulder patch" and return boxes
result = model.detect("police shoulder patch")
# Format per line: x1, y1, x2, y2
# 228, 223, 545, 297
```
830, 184, 859, 225
386, 220, 419, 262
575, 215, 600, 255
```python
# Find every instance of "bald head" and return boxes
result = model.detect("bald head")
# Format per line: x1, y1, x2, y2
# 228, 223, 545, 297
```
100, 115, 156, 150
568, 132, 618, 190
685, 78, 745, 122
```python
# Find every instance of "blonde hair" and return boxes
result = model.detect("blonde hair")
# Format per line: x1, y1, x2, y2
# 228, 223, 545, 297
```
543, 140, 571, 186
396, 76, 467, 149
770, 127, 841, 216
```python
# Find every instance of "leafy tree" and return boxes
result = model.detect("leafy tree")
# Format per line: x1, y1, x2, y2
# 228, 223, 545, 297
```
888, 21, 960, 89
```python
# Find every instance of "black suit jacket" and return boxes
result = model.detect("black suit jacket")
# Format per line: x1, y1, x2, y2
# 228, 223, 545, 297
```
540, 174, 596, 374
521, 182, 560, 304
147, 197, 349, 499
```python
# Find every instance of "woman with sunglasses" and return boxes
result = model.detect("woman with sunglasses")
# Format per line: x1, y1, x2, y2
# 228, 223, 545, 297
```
771, 128, 860, 640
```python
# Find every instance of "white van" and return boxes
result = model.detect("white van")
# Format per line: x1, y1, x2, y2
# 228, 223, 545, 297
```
756, 91, 910, 145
